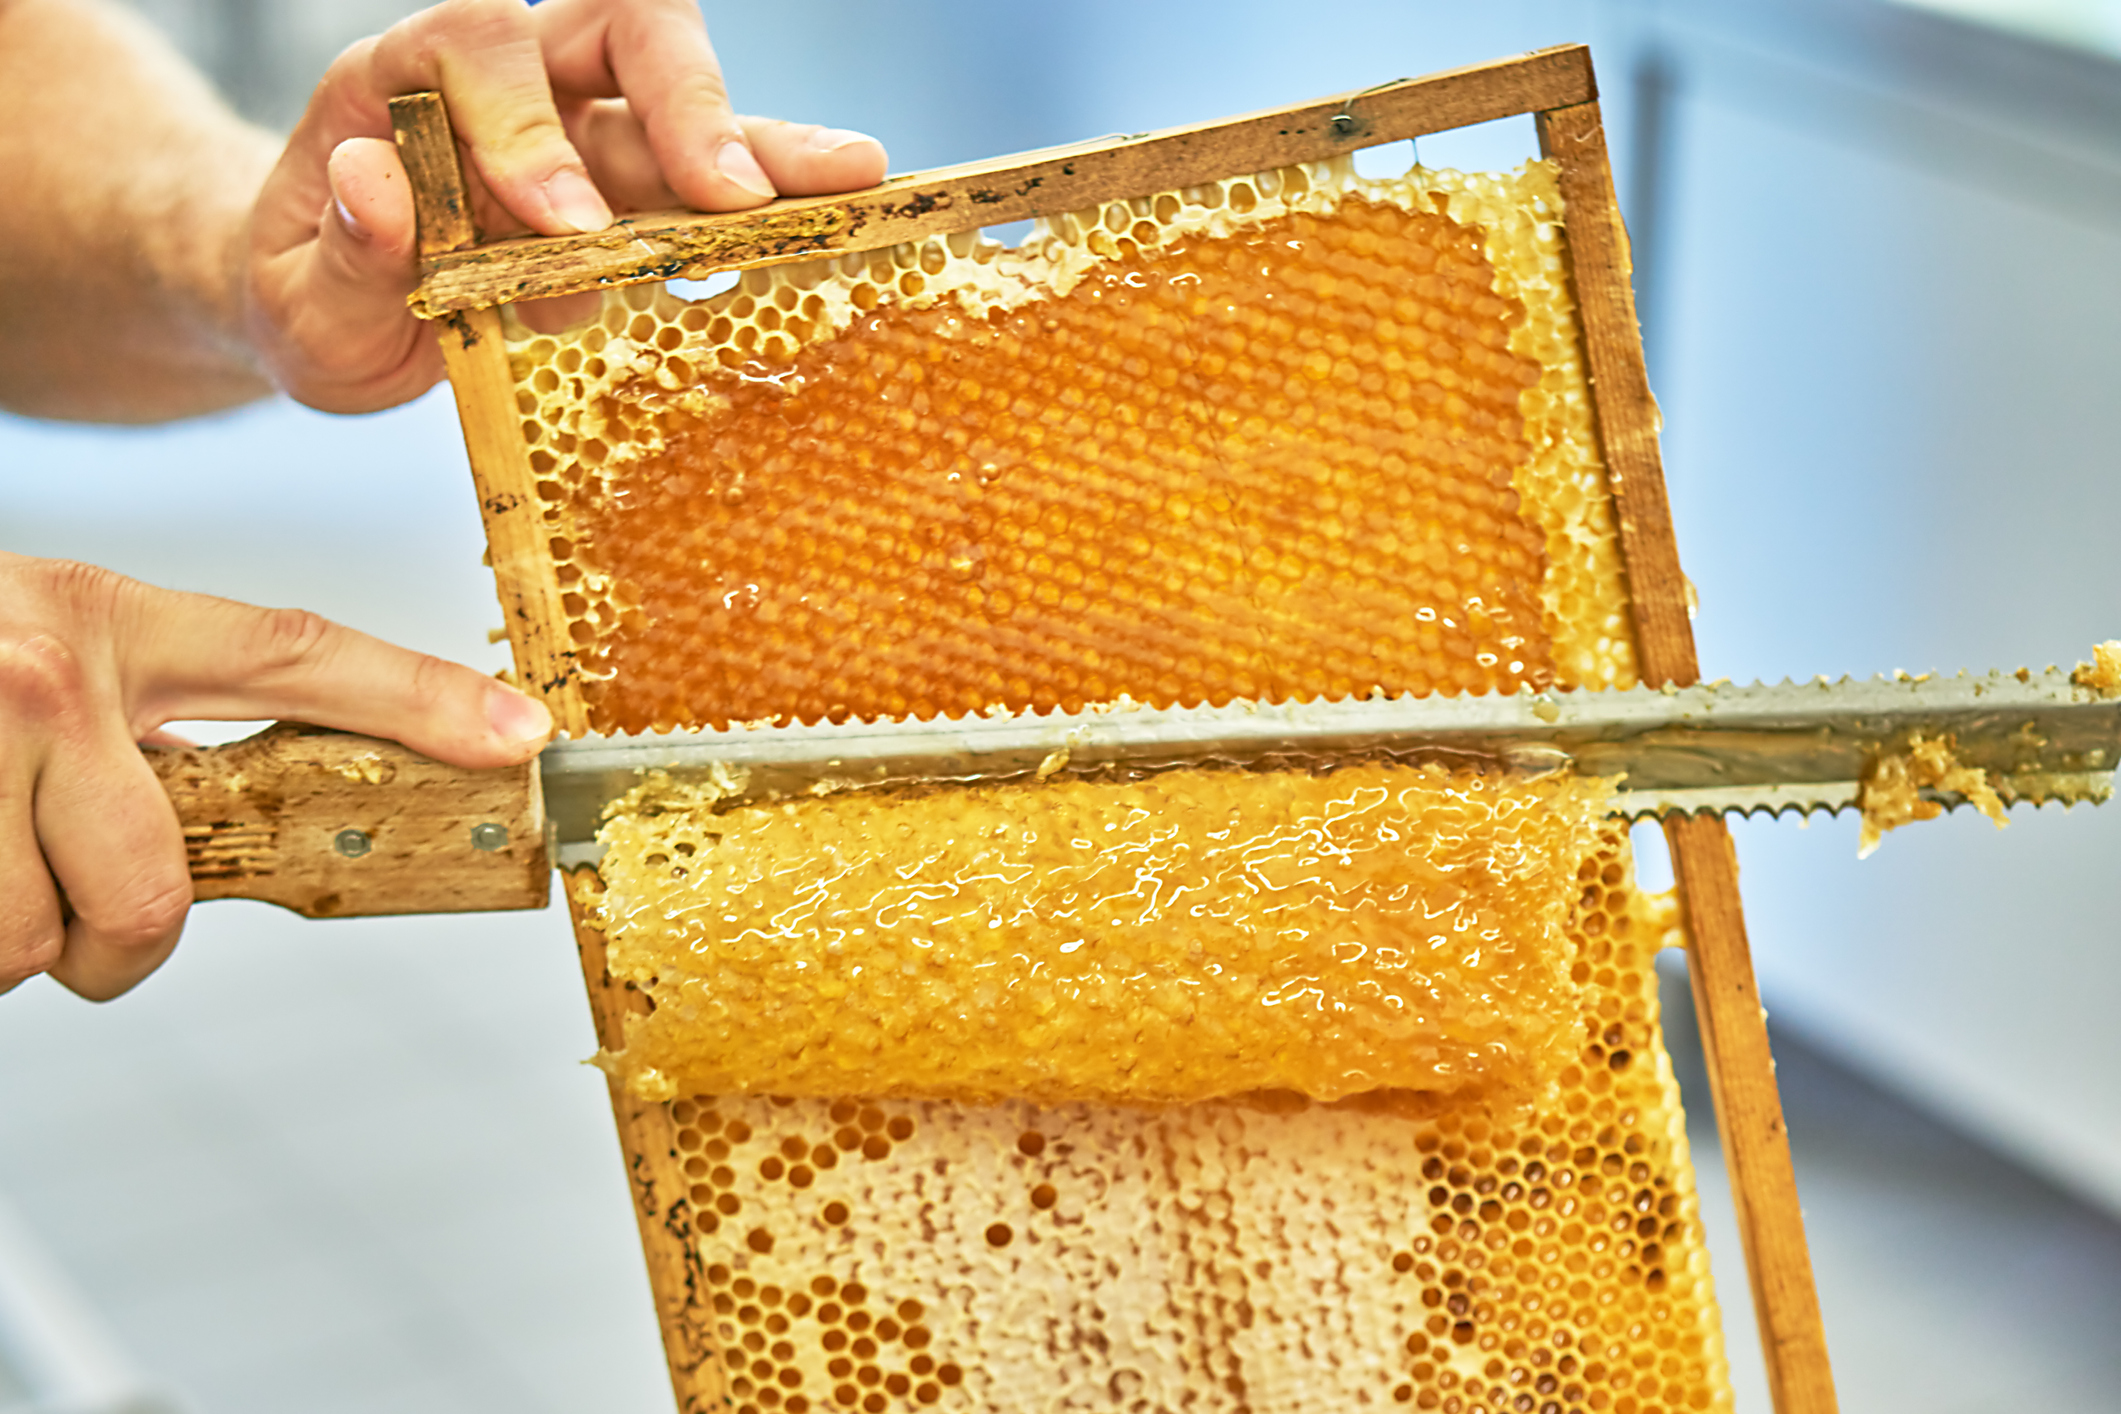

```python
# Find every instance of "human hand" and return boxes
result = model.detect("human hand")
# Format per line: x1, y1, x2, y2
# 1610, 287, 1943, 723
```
244, 0, 889, 414
0, 552, 553, 1001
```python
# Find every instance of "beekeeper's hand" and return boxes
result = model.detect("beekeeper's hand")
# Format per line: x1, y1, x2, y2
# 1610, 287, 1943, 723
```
247, 0, 889, 413
0, 552, 551, 1000
0, 0, 886, 421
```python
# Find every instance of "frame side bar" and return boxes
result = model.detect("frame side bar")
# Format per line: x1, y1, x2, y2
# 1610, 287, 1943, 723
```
389, 93, 589, 736
411, 44, 1595, 315
1536, 99, 1840, 1414
391, 89, 720, 1412
568, 870, 729, 1411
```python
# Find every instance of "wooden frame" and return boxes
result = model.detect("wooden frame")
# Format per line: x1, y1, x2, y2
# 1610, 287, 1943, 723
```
393, 43, 1836, 1414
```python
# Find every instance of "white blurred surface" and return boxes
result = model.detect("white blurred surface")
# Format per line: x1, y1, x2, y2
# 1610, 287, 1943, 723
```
0, 899, 669, 1414
1889, 0, 2121, 57
1, 392, 509, 679
1664, 956, 2121, 1414
1655, 42, 2121, 1214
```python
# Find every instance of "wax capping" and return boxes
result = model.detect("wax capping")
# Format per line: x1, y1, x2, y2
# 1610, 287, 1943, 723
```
594, 762, 1618, 1107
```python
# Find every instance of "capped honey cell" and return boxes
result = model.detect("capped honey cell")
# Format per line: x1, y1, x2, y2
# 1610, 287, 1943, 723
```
509, 159, 1637, 736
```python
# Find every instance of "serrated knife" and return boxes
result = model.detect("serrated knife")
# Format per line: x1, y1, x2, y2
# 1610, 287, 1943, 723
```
147, 662, 2121, 918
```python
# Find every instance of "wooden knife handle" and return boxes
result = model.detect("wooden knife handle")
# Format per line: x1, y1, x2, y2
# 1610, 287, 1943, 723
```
146, 723, 548, 919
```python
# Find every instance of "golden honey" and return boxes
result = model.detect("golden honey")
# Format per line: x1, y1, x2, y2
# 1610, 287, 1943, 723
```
572, 826, 1725, 1412
595, 763, 1616, 1107
510, 159, 1638, 733
526, 156, 1733, 1413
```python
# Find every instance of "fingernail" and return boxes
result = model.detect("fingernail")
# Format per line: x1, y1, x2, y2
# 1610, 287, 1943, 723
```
545, 168, 613, 234
717, 140, 776, 199
334, 196, 371, 242
808, 127, 877, 153
487, 685, 553, 746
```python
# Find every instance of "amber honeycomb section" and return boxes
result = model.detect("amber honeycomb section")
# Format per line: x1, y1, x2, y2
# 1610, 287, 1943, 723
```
558, 198, 1546, 726
595, 763, 1617, 1107
508, 159, 1638, 733
573, 826, 1731, 1412
528, 149, 1727, 1414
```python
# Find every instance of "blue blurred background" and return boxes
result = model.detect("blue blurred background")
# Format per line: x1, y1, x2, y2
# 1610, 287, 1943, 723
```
3, 1, 2119, 1410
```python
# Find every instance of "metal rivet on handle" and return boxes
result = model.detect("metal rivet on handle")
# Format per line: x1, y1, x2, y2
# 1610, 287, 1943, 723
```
334, 828, 372, 858
470, 822, 510, 852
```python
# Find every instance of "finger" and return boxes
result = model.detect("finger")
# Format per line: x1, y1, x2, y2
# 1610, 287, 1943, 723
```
513, 290, 606, 335
117, 589, 551, 769
739, 117, 889, 199
244, 38, 453, 414
0, 776, 63, 995
537, 0, 774, 211
38, 734, 191, 1002
564, 97, 680, 213
327, 136, 418, 258
0, 629, 76, 992
248, 37, 386, 264
369, 0, 614, 236
281, 138, 443, 413
246, 130, 444, 414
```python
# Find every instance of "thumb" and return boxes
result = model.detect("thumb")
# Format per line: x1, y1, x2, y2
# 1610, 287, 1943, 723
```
327, 135, 419, 260
251, 138, 442, 414
122, 585, 550, 769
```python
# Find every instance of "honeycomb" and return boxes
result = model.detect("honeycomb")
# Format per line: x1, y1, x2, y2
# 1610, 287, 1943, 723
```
594, 763, 1619, 1108
512, 148, 1732, 1412
506, 159, 1637, 732
571, 827, 1731, 1413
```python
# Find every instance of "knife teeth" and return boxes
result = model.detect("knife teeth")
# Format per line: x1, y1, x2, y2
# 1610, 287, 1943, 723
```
563, 660, 2092, 746
544, 657, 2121, 857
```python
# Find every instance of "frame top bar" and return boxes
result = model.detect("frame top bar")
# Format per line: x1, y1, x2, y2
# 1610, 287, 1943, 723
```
409, 44, 1594, 317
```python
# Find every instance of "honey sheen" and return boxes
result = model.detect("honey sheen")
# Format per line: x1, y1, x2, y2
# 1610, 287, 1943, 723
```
529, 156, 1735, 1413
595, 763, 1617, 1107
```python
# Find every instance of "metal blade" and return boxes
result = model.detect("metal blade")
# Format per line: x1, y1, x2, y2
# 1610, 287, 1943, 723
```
542, 667, 2121, 860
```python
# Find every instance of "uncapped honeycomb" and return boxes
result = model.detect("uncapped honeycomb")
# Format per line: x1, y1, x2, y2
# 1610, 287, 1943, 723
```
571, 827, 1730, 1413
595, 763, 1618, 1108
506, 159, 1637, 731
515, 148, 1733, 1413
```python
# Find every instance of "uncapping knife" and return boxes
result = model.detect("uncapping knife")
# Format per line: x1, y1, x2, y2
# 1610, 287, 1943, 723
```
147, 661, 2121, 918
